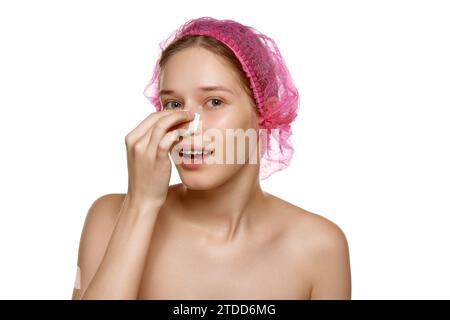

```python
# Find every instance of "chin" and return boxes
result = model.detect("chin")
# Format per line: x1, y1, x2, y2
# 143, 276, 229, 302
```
176, 164, 241, 190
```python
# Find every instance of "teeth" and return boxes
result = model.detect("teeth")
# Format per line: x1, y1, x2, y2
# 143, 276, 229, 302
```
185, 150, 202, 155
181, 150, 213, 155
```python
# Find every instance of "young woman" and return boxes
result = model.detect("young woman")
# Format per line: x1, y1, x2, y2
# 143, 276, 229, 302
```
72, 17, 351, 300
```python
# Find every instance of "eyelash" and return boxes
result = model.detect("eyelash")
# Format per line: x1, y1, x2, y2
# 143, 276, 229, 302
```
162, 98, 225, 110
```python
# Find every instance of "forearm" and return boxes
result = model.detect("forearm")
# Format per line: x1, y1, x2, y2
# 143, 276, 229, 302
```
81, 199, 160, 300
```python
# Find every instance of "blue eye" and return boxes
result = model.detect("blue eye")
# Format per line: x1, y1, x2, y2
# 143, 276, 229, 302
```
207, 98, 224, 108
163, 101, 182, 110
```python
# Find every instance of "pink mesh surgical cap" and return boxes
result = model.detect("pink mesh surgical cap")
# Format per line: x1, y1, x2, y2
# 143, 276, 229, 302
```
143, 16, 300, 180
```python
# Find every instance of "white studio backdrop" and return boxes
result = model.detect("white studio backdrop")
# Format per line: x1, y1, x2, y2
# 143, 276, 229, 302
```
0, 0, 449, 299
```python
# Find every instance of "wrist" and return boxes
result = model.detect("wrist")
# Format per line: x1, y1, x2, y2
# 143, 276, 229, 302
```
122, 195, 163, 218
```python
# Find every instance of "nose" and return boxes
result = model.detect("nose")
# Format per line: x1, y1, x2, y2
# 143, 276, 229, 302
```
171, 109, 202, 137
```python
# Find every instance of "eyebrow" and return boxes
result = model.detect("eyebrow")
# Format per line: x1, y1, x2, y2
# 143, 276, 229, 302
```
159, 86, 234, 96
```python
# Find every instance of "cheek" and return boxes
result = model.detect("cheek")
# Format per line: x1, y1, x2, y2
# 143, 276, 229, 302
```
203, 105, 254, 131
203, 112, 231, 129
201, 105, 259, 165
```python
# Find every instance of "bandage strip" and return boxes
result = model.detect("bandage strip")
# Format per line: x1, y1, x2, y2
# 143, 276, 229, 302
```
74, 266, 81, 290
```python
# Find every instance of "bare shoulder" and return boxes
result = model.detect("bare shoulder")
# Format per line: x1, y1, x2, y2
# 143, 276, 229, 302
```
79, 193, 126, 240
85, 193, 126, 222
265, 193, 348, 245
265, 193, 351, 299
72, 193, 126, 299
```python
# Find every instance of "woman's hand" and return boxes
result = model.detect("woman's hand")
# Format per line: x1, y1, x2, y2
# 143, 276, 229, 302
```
124, 109, 193, 210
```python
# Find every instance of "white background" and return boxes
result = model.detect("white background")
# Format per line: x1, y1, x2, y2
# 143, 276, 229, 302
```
0, 0, 449, 299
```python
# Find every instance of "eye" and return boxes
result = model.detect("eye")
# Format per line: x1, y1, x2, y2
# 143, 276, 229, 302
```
207, 98, 224, 108
162, 98, 224, 110
162, 100, 182, 110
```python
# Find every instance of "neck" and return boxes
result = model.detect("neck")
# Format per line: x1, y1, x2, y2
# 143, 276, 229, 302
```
174, 164, 266, 243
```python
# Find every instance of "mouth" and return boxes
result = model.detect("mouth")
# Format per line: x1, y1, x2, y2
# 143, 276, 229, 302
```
179, 148, 215, 161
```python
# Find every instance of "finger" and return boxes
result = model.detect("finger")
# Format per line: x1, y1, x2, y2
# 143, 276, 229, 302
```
147, 111, 194, 155
125, 109, 185, 147
156, 129, 183, 159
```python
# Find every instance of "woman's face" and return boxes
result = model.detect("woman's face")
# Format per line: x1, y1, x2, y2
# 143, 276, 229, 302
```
159, 46, 262, 190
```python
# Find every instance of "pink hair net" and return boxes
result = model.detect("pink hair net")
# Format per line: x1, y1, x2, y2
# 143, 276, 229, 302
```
143, 16, 300, 180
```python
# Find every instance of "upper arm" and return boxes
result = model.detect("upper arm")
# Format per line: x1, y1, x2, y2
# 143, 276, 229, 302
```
308, 218, 352, 300
71, 193, 125, 299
